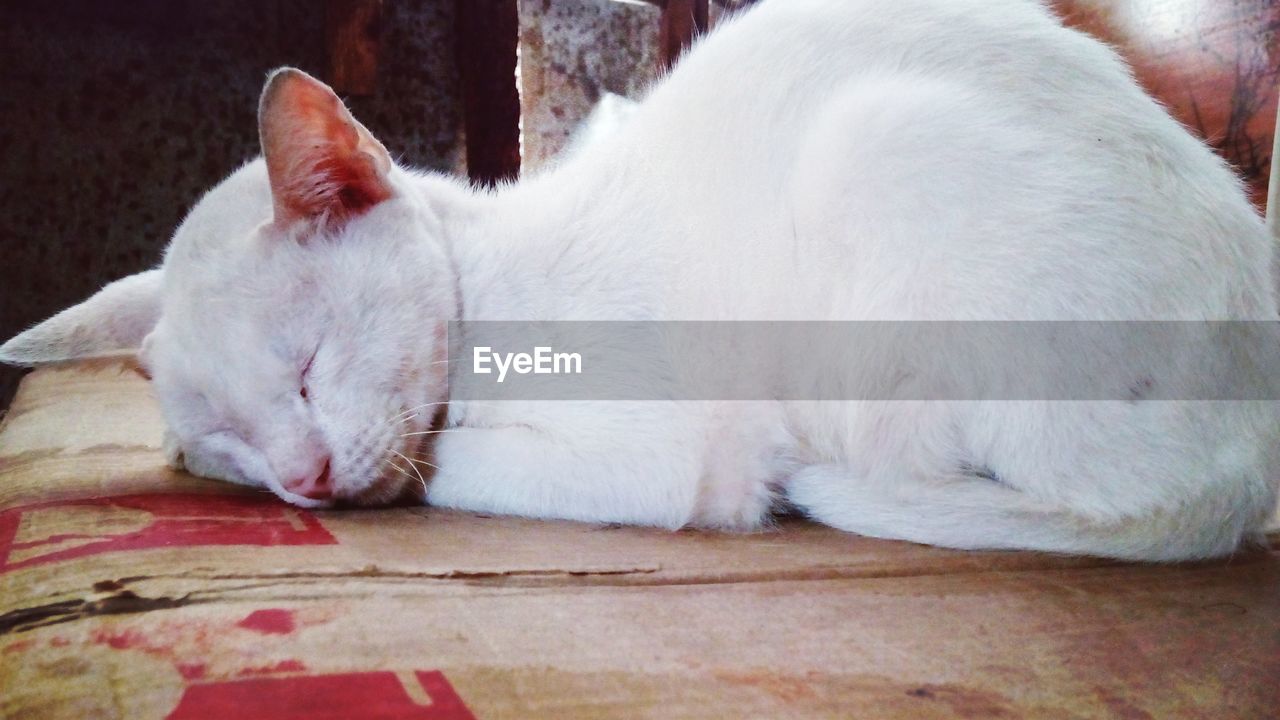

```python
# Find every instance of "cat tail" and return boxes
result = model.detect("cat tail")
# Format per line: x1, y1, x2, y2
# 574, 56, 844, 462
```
785, 465, 1269, 562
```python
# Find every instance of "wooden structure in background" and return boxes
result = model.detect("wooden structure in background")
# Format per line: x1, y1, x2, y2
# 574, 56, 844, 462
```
450, 0, 718, 186
655, 0, 710, 71
455, 0, 522, 186
325, 0, 384, 96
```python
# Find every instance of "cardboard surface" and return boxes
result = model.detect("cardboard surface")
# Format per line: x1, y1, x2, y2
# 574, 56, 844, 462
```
2, 360, 1278, 719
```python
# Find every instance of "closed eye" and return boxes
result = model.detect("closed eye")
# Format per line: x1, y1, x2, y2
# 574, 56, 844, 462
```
300, 348, 318, 400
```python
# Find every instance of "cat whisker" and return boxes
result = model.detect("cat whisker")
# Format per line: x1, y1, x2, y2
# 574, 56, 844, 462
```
400, 429, 464, 437
384, 403, 447, 428
390, 402, 449, 421
388, 399, 501, 426
388, 399, 478, 422
384, 459, 428, 497
390, 449, 429, 493
407, 455, 440, 473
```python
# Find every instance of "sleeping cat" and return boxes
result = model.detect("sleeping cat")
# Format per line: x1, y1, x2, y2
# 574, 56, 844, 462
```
3, 0, 1278, 560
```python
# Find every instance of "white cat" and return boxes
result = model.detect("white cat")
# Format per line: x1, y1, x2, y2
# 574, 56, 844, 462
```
4, 0, 1278, 560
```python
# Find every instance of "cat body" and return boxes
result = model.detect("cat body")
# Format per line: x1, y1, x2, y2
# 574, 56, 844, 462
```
4, 0, 1277, 560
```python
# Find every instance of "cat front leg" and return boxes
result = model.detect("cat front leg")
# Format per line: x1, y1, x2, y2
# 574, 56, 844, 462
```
423, 404, 706, 528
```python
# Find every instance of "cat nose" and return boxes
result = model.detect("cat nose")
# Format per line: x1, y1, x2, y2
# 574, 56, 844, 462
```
283, 457, 332, 500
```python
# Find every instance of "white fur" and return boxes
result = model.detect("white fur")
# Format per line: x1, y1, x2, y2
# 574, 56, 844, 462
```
560, 92, 640, 160
3, 0, 1277, 558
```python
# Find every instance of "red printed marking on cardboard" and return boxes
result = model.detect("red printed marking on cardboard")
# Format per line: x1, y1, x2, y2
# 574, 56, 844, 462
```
166, 670, 476, 720
0, 493, 336, 572
238, 659, 308, 677
238, 608, 296, 635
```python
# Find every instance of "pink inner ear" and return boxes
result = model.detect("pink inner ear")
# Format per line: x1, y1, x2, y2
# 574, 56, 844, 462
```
311, 150, 393, 219
259, 68, 393, 225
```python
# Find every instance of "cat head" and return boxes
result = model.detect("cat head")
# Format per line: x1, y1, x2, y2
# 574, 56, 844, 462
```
0, 68, 461, 507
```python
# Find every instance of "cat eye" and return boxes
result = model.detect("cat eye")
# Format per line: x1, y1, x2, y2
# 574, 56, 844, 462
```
300, 349, 318, 400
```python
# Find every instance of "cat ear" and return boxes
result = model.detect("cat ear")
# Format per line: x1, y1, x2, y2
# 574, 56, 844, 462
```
258, 67, 394, 226
0, 269, 163, 367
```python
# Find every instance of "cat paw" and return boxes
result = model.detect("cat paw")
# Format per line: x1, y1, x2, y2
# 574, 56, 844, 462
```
162, 429, 185, 470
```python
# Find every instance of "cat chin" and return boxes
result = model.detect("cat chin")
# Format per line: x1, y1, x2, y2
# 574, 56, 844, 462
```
264, 475, 417, 509
268, 485, 334, 509
350, 476, 423, 508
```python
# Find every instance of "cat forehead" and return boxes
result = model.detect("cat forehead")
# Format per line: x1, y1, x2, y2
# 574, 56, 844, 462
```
156, 158, 437, 323
167, 159, 274, 265
160, 158, 317, 307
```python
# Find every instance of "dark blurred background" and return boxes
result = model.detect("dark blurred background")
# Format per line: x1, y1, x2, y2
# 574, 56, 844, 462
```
0, 0, 464, 410
1, 0, 1277, 412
